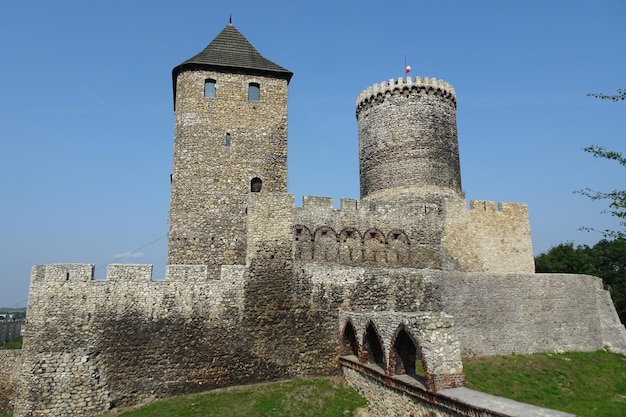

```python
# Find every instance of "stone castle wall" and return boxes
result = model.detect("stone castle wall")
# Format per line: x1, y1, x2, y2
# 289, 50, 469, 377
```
296, 264, 626, 357
15, 256, 626, 416
12, 23, 626, 417
293, 194, 534, 273
442, 199, 535, 274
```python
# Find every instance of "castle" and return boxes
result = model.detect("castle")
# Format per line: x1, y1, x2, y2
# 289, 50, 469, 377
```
9, 22, 626, 416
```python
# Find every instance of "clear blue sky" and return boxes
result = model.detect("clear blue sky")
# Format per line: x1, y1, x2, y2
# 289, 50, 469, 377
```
1, 1, 624, 308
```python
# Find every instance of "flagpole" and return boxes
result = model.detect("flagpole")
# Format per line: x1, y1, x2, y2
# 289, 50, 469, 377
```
404, 54, 410, 78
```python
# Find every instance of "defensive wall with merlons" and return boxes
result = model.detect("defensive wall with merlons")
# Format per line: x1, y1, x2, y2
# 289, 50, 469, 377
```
10, 21, 626, 417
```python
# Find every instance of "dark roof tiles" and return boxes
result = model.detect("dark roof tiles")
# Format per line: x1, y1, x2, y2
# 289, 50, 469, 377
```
173, 24, 292, 83
171, 24, 292, 108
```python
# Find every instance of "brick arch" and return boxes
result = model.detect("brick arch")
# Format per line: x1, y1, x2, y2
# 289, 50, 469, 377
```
339, 227, 361, 263
313, 226, 338, 241
363, 228, 386, 244
363, 228, 386, 263
293, 224, 312, 242
387, 229, 411, 265
387, 229, 409, 244
339, 227, 361, 243
340, 319, 359, 357
389, 324, 426, 377
313, 226, 339, 261
293, 225, 313, 261
362, 321, 386, 369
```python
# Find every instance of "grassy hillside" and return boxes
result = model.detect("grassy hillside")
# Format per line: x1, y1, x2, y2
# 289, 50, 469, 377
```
464, 350, 626, 417
96, 377, 366, 417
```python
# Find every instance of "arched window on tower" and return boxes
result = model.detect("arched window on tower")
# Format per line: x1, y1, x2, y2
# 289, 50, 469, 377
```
251, 177, 262, 192
204, 79, 216, 98
225, 133, 231, 147
248, 82, 260, 101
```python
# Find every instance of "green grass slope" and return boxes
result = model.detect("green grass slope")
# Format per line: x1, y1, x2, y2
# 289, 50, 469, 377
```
463, 350, 626, 417
97, 377, 366, 417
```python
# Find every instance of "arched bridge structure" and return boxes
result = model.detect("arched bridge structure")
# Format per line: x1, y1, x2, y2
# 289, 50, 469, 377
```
339, 311, 465, 392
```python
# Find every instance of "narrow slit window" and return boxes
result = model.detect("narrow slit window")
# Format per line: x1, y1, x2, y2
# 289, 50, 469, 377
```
248, 82, 260, 101
204, 79, 216, 98
225, 133, 231, 146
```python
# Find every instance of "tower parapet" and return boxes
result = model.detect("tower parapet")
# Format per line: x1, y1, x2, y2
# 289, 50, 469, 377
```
356, 76, 456, 110
356, 75, 462, 200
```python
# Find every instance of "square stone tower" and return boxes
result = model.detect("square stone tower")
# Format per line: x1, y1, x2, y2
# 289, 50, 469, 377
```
167, 23, 293, 271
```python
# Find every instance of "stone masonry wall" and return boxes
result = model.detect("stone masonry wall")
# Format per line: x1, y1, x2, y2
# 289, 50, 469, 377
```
0, 349, 21, 414
14, 263, 256, 417
344, 367, 463, 417
293, 193, 534, 274
442, 198, 535, 274
341, 311, 465, 391
356, 76, 461, 199
294, 195, 447, 270
342, 366, 578, 417
14, 261, 626, 416
168, 70, 288, 269
296, 264, 626, 357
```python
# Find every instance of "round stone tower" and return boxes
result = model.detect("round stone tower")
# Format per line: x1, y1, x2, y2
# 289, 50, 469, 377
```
356, 76, 462, 200
167, 23, 292, 268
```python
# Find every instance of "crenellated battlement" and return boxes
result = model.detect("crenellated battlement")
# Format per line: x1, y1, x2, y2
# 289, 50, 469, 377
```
30, 263, 226, 283
356, 76, 456, 111
468, 200, 529, 215
296, 195, 441, 216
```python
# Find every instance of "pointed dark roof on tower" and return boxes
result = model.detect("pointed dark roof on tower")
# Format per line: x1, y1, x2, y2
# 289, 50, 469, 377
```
172, 23, 292, 107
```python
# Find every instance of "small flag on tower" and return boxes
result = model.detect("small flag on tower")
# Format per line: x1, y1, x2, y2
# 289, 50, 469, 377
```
405, 65, 411, 74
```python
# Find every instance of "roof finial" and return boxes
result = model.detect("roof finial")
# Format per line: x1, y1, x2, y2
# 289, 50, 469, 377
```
229, 11, 232, 25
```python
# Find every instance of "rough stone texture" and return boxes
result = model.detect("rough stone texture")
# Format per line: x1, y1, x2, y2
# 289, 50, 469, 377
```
13, 262, 625, 416
443, 199, 535, 274
167, 68, 288, 271
340, 311, 465, 391
0, 350, 21, 414
298, 265, 626, 357
357, 76, 461, 199
343, 367, 578, 417
294, 193, 534, 274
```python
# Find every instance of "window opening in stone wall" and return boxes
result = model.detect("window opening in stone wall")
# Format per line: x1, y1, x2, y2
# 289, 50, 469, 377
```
248, 82, 260, 101
251, 177, 262, 192
225, 133, 231, 146
204, 79, 216, 98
